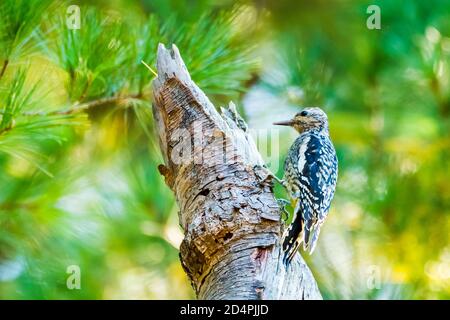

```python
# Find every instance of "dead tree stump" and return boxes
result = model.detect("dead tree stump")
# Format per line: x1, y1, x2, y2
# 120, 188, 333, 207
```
152, 44, 321, 300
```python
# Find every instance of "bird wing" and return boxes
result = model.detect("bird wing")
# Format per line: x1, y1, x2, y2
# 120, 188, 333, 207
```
283, 133, 337, 262
299, 134, 338, 224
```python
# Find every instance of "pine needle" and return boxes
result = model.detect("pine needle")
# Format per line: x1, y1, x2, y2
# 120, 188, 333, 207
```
141, 60, 158, 77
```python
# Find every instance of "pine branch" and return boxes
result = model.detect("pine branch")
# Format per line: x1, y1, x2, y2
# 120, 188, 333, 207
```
0, 94, 143, 119
24, 94, 143, 116
0, 60, 8, 79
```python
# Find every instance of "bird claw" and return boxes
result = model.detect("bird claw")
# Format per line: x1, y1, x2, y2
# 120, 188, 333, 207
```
253, 165, 290, 221
277, 198, 290, 221
253, 165, 286, 189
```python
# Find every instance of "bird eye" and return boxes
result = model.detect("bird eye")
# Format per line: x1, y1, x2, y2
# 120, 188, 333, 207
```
300, 111, 308, 116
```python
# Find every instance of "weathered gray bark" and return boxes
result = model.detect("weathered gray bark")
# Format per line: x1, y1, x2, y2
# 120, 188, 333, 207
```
152, 44, 322, 300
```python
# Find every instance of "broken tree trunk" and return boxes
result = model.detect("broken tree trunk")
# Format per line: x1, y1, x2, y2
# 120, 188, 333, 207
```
152, 44, 322, 300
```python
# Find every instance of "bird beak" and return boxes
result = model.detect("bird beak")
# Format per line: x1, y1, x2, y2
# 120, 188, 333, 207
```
273, 119, 295, 126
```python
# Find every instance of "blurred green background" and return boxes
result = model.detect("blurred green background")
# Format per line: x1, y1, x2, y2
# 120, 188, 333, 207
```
0, 0, 449, 299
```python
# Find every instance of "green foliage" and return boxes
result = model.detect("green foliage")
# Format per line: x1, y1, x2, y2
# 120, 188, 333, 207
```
163, 11, 258, 95
0, 68, 86, 176
0, 0, 52, 61
128, 16, 160, 94
46, 8, 130, 102
0, 0, 256, 300
0, 69, 35, 130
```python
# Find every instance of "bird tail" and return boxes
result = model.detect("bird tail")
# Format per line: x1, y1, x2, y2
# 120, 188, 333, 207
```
308, 224, 322, 254
282, 205, 306, 265
282, 216, 303, 265
282, 209, 321, 265
302, 219, 322, 254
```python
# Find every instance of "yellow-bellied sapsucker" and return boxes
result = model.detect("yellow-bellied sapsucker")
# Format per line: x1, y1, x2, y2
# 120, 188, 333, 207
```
274, 107, 338, 265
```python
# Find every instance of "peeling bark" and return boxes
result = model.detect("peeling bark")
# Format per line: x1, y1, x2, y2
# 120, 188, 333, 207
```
152, 44, 322, 300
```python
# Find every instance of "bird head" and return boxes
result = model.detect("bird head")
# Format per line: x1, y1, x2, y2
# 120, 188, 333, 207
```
273, 107, 329, 133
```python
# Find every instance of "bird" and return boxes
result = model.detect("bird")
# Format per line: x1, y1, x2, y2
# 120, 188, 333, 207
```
273, 107, 338, 265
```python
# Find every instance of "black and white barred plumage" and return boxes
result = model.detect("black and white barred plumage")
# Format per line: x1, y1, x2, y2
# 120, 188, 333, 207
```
274, 107, 338, 264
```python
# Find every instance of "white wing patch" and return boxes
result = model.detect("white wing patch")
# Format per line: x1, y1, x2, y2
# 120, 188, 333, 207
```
297, 136, 310, 174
